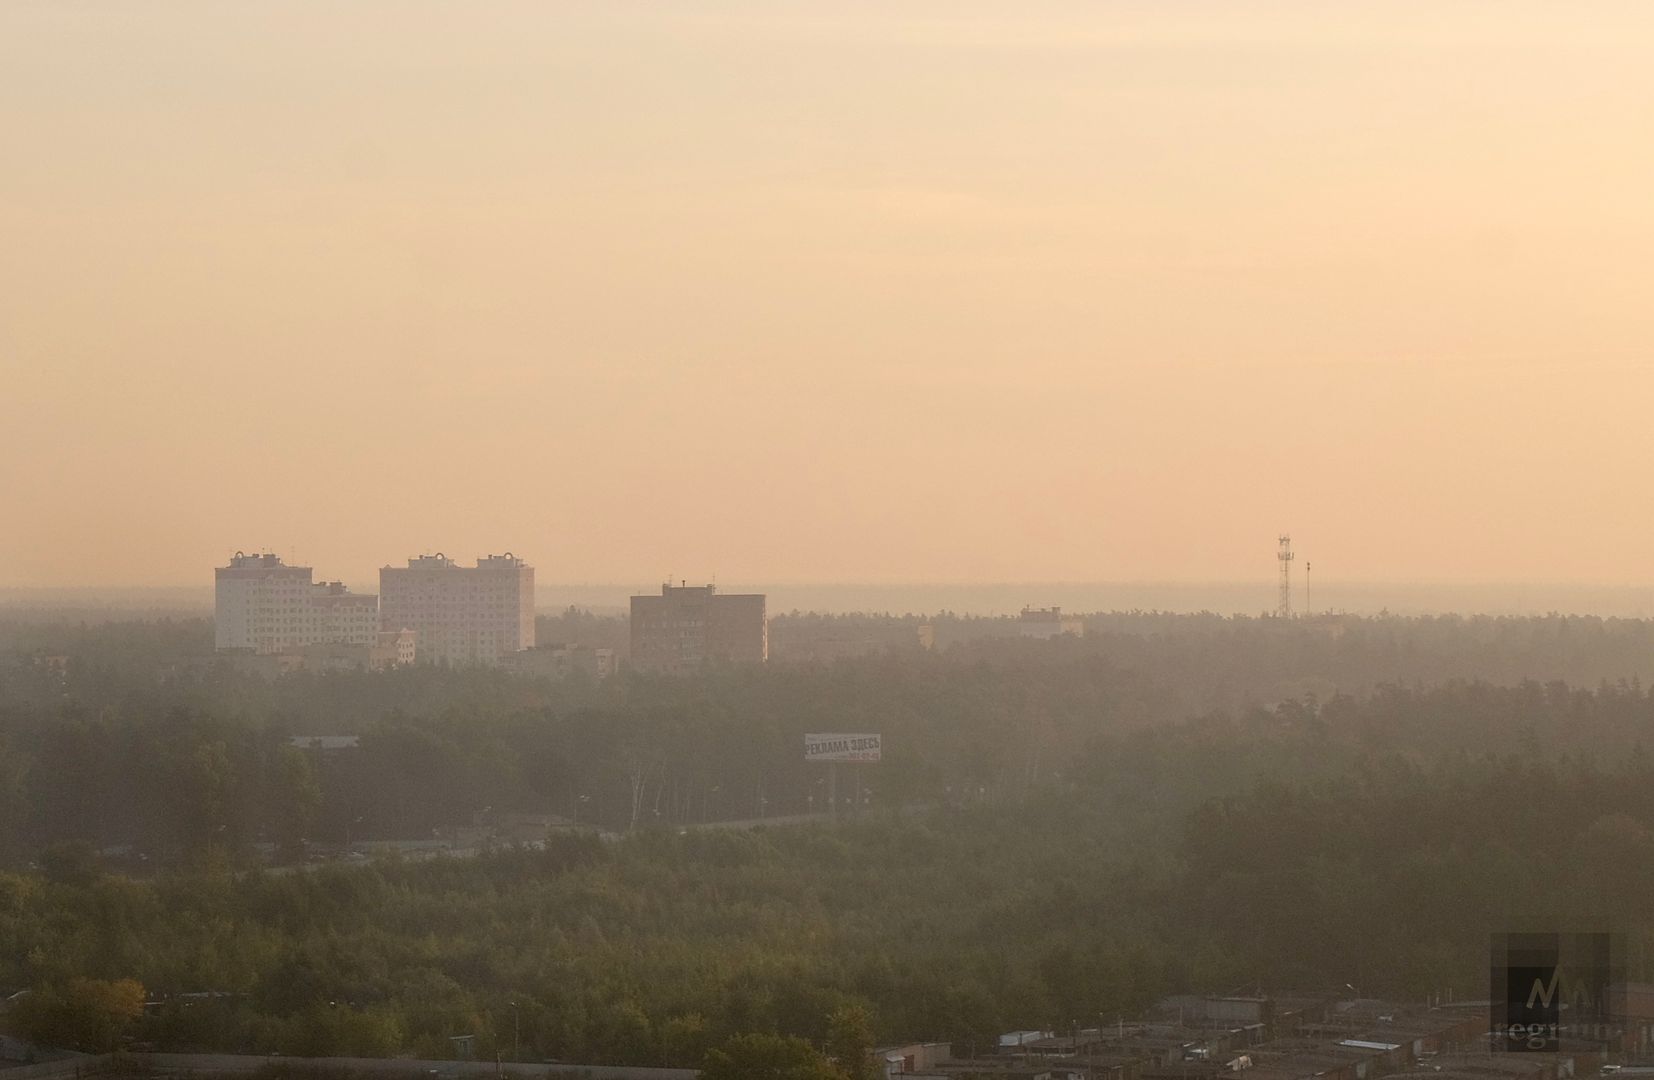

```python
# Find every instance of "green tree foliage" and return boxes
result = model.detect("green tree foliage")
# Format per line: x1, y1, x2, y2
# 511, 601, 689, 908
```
11, 613, 1654, 1063
0, 734, 26, 865
269, 745, 322, 863
36, 840, 102, 888
5, 746, 1654, 1062
824, 1002, 877, 1080
8, 977, 145, 1051
701, 1033, 848, 1080
11, 611, 1654, 864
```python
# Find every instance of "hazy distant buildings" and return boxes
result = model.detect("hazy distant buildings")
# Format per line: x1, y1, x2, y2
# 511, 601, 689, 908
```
215, 552, 380, 654
630, 583, 767, 674
502, 643, 617, 681
291, 629, 417, 673
379, 553, 534, 666
311, 581, 381, 642
379, 626, 419, 666
767, 615, 923, 663
1017, 606, 1085, 639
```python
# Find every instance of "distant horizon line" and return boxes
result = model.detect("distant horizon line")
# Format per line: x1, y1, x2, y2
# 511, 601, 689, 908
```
5, 579, 1654, 592
8, 580, 1654, 622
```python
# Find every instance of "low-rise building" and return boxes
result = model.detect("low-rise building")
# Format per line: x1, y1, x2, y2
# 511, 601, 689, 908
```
291, 628, 416, 672
878, 1042, 954, 1078
1018, 606, 1085, 639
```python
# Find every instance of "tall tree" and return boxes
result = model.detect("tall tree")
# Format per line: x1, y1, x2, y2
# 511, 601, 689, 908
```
700, 1034, 848, 1080
825, 1003, 879, 1080
270, 744, 323, 863
9, 978, 146, 1052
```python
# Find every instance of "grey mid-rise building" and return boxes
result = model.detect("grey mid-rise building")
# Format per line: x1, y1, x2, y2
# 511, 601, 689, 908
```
629, 583, 767, 674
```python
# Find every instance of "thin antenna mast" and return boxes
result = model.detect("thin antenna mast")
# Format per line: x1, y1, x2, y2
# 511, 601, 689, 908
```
1277, 535, 1294, 618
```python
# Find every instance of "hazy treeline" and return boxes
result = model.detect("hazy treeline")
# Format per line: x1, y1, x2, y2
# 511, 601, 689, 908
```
11, 606, 1654, 708
8, 611, 1654, 1065
5, 697, 1654, 1062
7, 613, 1654, 861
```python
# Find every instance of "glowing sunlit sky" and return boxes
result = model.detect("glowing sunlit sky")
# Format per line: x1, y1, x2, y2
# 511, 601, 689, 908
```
4, 2, 1654, 588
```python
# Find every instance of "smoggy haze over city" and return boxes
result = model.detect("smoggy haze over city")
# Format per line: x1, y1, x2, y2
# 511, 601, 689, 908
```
6, 2, 1654, 593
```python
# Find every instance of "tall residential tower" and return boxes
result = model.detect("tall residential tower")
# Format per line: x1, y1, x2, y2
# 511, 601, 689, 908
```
214, 552, 379, 653
378, 553, 534, 666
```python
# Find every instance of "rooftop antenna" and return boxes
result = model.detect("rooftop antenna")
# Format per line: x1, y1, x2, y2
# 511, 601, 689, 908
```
1277, 535, 1294, 618
1305, 560, 1312, 616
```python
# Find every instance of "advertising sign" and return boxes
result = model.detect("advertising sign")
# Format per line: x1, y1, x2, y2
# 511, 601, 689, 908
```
804, 733, 882, 763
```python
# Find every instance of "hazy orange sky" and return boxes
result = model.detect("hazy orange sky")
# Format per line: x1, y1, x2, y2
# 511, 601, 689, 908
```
5, 2, 1654, 588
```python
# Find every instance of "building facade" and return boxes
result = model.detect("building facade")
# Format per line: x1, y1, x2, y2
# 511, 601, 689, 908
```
310, 581, 381, 644
291, 629, 418, 673
378, 553, 534, 666
501, 643, 617, 680
214, 552, 380, 654
1018, 605, 1086, 639
630, 583, 767, 674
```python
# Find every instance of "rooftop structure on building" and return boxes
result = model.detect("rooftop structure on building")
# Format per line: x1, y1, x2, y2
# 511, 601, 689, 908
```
921, 992, 1518, 1080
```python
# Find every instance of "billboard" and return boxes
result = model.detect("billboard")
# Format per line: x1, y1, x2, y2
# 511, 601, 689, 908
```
804, 732, 882, 763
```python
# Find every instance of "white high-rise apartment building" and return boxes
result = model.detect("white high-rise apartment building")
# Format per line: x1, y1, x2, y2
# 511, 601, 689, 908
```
214, 553, 380, 653
378, 553, 534, 666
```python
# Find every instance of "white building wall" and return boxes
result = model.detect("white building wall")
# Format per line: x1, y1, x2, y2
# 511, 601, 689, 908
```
378, 553, 534, 666
214, 554, 381, 654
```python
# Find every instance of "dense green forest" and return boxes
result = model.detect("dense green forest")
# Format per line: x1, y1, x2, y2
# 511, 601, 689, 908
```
5, 611, 1654, 1066
5, 721, 1654, 1063
7, 610, 1654, 858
